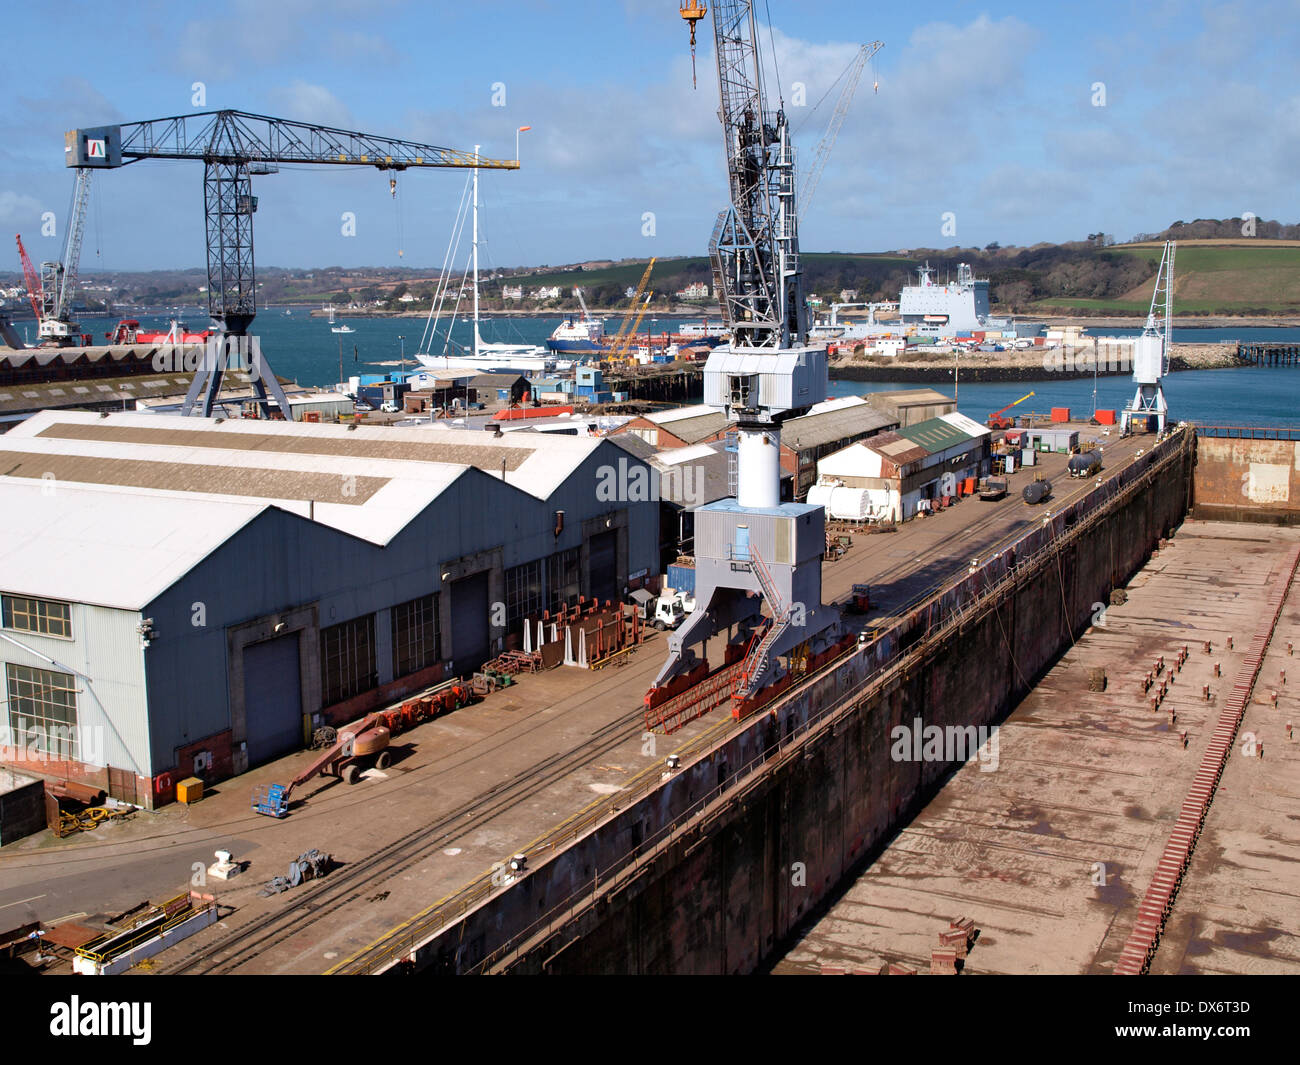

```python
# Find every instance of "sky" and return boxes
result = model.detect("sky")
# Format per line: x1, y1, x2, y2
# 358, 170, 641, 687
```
2, 0, 1297, 274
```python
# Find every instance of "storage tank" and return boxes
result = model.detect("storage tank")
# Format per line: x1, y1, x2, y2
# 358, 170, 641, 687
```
807, 484, 871, 521
1023, 479, 1052, 505
1068, 452, 1102, 478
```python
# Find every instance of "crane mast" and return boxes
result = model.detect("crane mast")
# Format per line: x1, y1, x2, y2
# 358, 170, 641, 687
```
708, 0, 804, 350
37, 167, 92, 345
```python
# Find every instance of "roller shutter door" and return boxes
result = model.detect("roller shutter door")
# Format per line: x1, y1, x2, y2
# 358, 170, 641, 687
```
243, 635, 303, 765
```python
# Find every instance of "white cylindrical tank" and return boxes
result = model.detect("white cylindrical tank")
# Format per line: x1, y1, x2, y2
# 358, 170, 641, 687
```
1133, 334, 1163, 385
807, 484, 871, 521
737, 427, 781, 509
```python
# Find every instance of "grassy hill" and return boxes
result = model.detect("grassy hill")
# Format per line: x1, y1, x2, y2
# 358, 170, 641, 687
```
1029, 241, 1300, 315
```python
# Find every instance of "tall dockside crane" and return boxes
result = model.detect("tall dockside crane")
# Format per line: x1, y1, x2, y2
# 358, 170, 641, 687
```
651, 0, 841, 701
64, 111, 517, 416
37, 167, 93, 345
1120, 240, 1175, 435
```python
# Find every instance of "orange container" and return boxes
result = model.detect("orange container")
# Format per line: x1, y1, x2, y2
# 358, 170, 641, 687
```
1095, 409, 1116, 425
1050, 407, 1070, 422
964, 476, 977, 495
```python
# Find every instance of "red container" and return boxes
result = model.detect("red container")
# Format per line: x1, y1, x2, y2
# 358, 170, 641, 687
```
964, 476, 977, 495
1095, 409, 1116, 425
1050, 407, 1070, 422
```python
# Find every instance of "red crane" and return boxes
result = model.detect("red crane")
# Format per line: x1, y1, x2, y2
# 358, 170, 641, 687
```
14, 235, 43, 324
987, 391, 1035, 431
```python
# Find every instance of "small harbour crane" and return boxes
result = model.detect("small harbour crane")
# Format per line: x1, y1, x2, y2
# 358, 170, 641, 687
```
987, 391, 1035, 430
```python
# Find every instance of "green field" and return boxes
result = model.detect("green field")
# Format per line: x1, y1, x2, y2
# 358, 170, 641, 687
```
1112, 244, 1300, 309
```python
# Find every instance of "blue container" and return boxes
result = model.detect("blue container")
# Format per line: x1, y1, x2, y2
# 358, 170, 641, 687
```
666, 563, 696, 595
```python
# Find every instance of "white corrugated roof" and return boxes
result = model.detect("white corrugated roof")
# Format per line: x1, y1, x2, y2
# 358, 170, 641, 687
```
0, 478, 265, 610
938, 411, 992, 439
646, 404, 723, 425
0, 411, 618, 607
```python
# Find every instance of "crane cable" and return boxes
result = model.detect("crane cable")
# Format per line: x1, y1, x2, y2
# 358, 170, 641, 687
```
390, 176, 404, 259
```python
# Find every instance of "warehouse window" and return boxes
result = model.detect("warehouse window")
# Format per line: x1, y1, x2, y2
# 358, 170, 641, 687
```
2, 595, 72, 639
391, 593, 439, 679
5, 663, 80, 760
505, 560, 544, 630
320, 614, 377, 706
548, 547, 581, 609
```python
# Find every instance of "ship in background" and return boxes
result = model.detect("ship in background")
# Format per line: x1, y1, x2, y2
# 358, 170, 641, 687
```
812, 263, 1044, 343
546, 287, 605, 354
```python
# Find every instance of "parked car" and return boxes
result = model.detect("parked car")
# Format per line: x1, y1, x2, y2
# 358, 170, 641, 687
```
354, 401, 374, 412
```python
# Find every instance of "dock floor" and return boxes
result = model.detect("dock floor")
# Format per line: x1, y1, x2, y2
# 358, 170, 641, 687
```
771, 520, 1300, 975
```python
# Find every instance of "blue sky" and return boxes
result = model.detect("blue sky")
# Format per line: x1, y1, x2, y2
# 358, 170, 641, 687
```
2, 0, 1297, 273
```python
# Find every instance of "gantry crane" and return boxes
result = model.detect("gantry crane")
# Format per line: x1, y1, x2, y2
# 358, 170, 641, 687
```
65, 110, 517, 416
1120, 240, 1175, 435
652, 1, 839, 701
799, 41, 883, 214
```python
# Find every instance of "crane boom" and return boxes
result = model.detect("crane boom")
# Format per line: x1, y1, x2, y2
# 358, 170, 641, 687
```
70, 110, 518, 172
34, 168, 93, 344
606, 258, 656, 355
707, 0, 803, 350
799, 41, 882, 214
15, 235, 43, 323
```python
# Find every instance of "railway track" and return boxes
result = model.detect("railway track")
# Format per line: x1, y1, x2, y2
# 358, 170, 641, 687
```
158, 694, 655, 974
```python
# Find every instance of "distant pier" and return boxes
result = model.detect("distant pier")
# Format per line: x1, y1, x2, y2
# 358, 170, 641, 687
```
1236, 342, 1300, 367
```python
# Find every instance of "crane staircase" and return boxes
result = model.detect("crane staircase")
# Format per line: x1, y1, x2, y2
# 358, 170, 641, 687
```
733, 547, 791, 703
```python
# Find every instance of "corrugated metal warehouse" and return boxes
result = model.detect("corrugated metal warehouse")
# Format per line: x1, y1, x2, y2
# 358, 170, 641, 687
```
0, 411, 658, 807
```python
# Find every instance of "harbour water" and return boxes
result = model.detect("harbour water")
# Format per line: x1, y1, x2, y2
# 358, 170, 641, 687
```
46, 312, 1300, 428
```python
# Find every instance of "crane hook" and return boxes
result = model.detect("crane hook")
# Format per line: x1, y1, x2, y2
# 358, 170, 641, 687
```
680, 2, 707, 90
389, 177, 397, 198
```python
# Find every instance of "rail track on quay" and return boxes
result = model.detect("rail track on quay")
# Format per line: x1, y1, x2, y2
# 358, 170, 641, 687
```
156, 681, 658, 974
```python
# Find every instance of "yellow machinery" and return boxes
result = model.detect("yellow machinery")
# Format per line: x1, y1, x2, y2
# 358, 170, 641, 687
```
605, 257, 656, 366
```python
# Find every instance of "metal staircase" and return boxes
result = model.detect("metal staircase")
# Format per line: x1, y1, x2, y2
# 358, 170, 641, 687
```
734, 548, 790, 701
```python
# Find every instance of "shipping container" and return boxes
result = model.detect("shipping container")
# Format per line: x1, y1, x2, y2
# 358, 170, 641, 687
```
666, 562, 696, 596
1050, 407, 1071, 422
1095, 409, 1116, 425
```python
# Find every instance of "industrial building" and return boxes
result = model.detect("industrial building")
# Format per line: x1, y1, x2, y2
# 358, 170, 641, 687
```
0, 411, 658, 808
813, 411, 992, 523
862, 388, 955, 428
613, 396, 897, 500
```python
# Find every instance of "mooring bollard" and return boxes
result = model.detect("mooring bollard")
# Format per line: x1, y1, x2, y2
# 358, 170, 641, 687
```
1214, 663, 1221, 677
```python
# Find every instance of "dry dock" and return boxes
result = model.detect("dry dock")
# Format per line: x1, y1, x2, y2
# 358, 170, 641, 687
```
773, 520, 1300, 975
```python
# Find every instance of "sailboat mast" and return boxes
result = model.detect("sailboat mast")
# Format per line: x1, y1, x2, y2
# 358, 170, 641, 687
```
472, 144, 480, 359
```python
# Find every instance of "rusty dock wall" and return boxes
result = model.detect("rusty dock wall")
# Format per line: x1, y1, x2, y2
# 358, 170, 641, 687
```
1191, 426, 1300, 525
389, 428, 1196, 975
